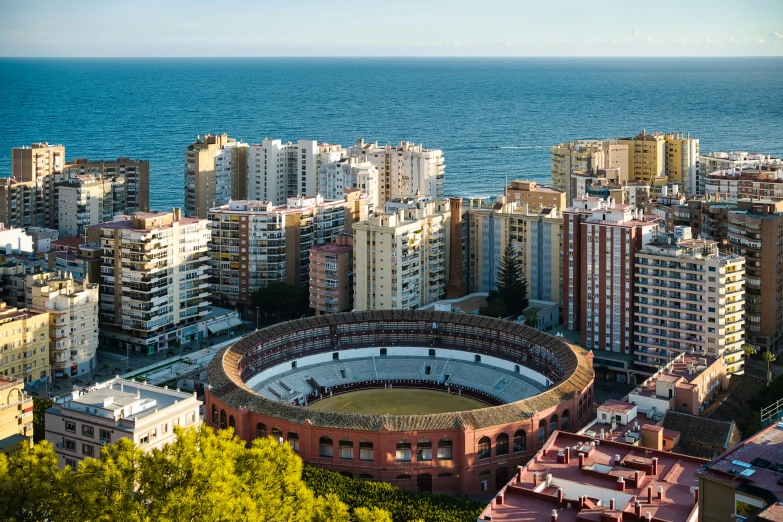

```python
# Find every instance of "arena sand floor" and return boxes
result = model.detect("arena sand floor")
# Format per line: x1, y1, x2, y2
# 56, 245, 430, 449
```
307, 388, 486, 415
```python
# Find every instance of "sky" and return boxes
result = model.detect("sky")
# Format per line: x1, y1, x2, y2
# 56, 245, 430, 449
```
1, 0, 782, 57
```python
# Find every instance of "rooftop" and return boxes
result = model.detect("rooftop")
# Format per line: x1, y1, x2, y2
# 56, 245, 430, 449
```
698, 422, 783, 504
480, 431, 705, 522
629, 353, 719, 400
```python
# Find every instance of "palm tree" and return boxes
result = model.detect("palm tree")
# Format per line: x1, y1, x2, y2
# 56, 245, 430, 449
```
744, 344, 758, 360
762, 349, 776, 384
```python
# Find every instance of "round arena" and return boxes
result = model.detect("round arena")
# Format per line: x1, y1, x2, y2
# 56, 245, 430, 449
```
205, 310, 595, 496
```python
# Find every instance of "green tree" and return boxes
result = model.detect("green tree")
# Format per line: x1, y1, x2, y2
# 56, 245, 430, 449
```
252, 281, 311, 322
744, 344, 758, 360
524, 308, 538, 328
762, 349, 777, 384
479, 244, 529, 318
32, 397, 52, 443
478, 294, 508, 318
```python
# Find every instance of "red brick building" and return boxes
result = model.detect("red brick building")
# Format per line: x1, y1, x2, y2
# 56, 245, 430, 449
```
205, 311, 595, 495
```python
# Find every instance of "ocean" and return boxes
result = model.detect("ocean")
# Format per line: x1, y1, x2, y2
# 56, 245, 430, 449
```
1, 57, 782, 210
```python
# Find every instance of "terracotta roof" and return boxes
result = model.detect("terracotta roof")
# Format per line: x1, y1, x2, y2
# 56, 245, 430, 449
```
207, 310, 594, 432
597, 399, 635, 414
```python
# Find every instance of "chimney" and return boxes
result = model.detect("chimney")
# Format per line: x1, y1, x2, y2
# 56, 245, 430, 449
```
533, 471, 539, 486
610, 498, 615, 510
517, 465, 524, 482
496, 493, 503, 506
634, 501, 642, 518
693, 487, 699, 505
652, 457, 658, 475
657, 486, 663, 500
579, 453, 585, 468
565, 447, 570, 464
557, 488, 563, 505
617, 477, 625, 492
634, 470, 641, 487
444, 198, 466, 299
647, 486, 653, 504
579, 496, 585, 509
615, 454, 621, 465
551, 509, 558, 522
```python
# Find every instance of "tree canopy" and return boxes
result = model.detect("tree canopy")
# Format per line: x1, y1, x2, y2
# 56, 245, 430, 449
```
480, 243, 528, 318
251, 281, 311, 321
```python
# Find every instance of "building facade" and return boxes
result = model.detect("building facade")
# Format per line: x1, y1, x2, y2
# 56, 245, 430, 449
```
308, 234, 354, 315
350, 139, 445, 203
564, 197, 658, 371
318, 157, 379, 213
634, 228, 746, 376
27, 271, 100, 378
0, 303, 49, 385
705, 167, 783, 201
0, 377, 33, 454
87, 209, 211, 354
208, 195, 354, 306
185, 134, 249, 218
247, 139, 345, 205
353, 197, 451, 311
504, 179, 566, 211
697, 151, 783, 195
466, 198, 563, 304
57, 175, 126, 237
2, 143, 65, 229
45, 378, 202, 468
663, 132, 699, 193
64, 157, 150, 214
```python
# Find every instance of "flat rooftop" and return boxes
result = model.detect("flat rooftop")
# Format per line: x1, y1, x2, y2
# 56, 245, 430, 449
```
630, 354, 719, 400
482, 431, 705, 522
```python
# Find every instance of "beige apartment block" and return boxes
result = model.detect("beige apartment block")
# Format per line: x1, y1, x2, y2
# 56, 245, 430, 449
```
619, 129, 667, 186
208, 194, 360, 306
466, 197, 563, 305
64, 157, 150, 214
57, 175, 126, 237
663, 132, 699, 191
185, 134, 249, 218
634, 227, 746, 377
350, 139, 445, 203
3, 143, 65, 229
550, 140, 607, 204
353, 196, 450, 311
0, 303, 50, 385
45, 377, 202, 468
504, 179, 566, 211
86, 209, 211, 354
27, 271, 99, 378
0, 377, 33, 454
309, 234, 354, 315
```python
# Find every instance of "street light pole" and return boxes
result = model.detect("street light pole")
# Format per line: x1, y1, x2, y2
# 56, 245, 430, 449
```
256, 306, 260, 331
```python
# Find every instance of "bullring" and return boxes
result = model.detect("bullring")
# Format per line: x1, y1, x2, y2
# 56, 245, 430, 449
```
205, 310, 595, 495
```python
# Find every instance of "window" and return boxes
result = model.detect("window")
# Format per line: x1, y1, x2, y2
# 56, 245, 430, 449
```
429, 349, 435, 357
513, 430, 527, 452
339, 440, 354, 460
359, 474, 373, 480
65, 458, 77, 468
561, 410, 570, 431
359, 440, 374, 461
709, 267, 716, 272
64, 439, 76, 451
549, 415, 558, 434
187, 412, 196, 425
416, 439, 432, 461
396, 441, 412, 462
220, 410, 227, 429
538, 420, 547, 445
163, 423, 168, 434
82, 444, 94, 456
477, 436, 491, 460
332, 352, 339, 360
140, 435, 149, 445
150, 428, 157, 439
396, 475, 411, 480
288, 432, 300, 453
380, 348, 387, 356
496, 433, 509, 455
82, 425, 94, 437
211, 404, 219, 425
100, 429, 110, 443
257, 423, 267, 438
65, 421, 76, 433
475, 355, 481, 363
319, 437, 333, 458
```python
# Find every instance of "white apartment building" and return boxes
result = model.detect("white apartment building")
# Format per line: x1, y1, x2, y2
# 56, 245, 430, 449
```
318, 157, 380, 212
0, 223, 34, 254
45, 377, 201, 468
58, 174, 127, 237
697, 152, 783, 195
86, 209, 211, 354
634, 227, 746, 377
208, 195, 353, 305
353, 196, 450, 311
704, 168, 783, 200
247, 139, 345, 205
349, 139, 445, 203
26, 271, 99, 378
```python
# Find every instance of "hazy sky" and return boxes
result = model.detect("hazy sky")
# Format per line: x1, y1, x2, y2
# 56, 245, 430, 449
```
1, 0, 782, 57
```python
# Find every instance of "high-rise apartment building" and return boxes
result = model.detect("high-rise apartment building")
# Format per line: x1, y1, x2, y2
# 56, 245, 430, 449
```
208, 195, 356, 306
26, 271, 99, 378
57, 175, 127, 237
308, 234, 354, 315
466, 197, 563, 304
247, 139, 345, 205
705, 167, 783, 201
619, 129, 667, 186
551, 140, 631, 205
0, 377, 33, 455
353, 197, 451, 311
2, 143, 66, 229
504, 180, 566, 211
0, 303, 49, 385
564, 197, 658, 358
651, 197, 783, 352
663, 133, 699, 192
697, 151, 783, 195
86, 209, 211, 354
64, 157, 150, 213
350, 139, 445, 203
319, 157, 380, 212
185, 134, 249, 218
634, 227, 745, 377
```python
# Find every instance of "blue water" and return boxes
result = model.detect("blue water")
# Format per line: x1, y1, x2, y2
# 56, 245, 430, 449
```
1, 58, 782, 210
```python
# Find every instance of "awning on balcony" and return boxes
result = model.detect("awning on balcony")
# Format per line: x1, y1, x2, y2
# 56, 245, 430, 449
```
207, 321, 229, 334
